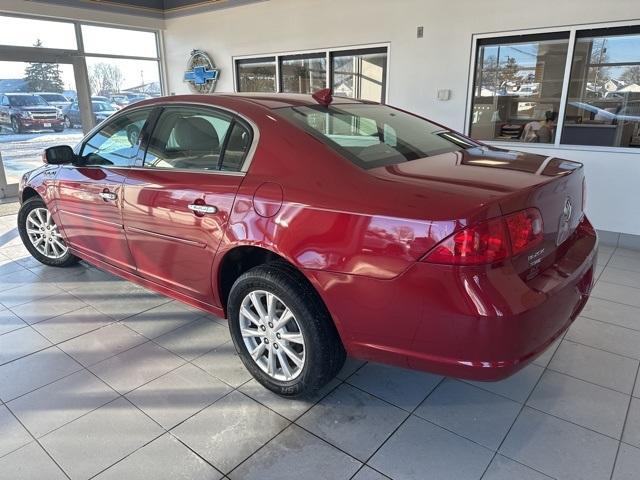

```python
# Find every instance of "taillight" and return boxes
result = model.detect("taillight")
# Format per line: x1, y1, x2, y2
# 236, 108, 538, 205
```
424, 217, 509, 265
423, 208, 544, 265
504, 208, 543, 256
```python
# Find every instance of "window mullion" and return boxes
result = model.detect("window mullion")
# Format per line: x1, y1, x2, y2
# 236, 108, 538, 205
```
326, 51, 330, 89
555, 29, 577, 148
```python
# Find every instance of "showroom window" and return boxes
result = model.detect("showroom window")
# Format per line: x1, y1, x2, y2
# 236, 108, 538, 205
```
0, 13, 163, 188
235, 45, 388, 103
81, 25, 162, 99
469, 25, 640, 149
236, 57, 277, 93
469, 33, 570, 143
280, 53, 326, 94
562, 27, 640, 148
0, 14, 77, 50
331, 47, 388, 103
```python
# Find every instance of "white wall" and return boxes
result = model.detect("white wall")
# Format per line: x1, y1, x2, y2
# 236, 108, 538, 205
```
164, 0, 640, 235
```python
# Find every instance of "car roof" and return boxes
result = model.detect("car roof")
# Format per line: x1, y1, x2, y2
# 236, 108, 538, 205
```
133, 93, 369, 111
5, 92, 38, 96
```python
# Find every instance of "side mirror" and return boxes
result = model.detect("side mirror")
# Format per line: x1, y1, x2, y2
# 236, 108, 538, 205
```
43, 145, 76, 165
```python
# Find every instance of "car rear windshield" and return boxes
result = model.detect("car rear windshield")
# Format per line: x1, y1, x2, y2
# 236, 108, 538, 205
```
9, 95, 48, 107
277, 103, 477, 169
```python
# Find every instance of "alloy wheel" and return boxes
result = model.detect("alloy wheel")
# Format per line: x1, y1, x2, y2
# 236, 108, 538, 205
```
64, 116, 71, 129
239, 290, 306, 381
25, 207, 68, 259
11, 117, 20, 133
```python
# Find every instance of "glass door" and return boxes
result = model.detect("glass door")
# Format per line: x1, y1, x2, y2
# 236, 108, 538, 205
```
0, 59, 88, 185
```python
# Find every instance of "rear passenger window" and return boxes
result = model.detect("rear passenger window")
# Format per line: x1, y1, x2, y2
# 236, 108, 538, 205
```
144, 107, 232, 171
220, 122, 251, 172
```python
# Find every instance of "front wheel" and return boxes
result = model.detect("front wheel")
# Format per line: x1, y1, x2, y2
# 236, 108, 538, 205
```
64, 116, 71, 129
18, 197, 79, 267
11, 117, 23, 134
228, 263, 345, 396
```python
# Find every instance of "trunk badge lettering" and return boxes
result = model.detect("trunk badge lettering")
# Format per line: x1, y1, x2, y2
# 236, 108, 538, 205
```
528, 248, 545, 266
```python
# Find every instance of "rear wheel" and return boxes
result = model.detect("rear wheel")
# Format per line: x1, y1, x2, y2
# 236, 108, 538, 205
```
18, 197, 79, 267
228, 263, 345, 396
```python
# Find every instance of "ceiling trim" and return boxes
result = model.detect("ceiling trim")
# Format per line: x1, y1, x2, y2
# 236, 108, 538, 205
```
28, 0, 266, 19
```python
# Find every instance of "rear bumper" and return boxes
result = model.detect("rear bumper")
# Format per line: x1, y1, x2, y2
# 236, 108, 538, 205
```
307, 216, 597, 381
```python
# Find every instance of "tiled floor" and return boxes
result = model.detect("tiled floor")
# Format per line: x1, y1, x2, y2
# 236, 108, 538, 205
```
0, 211, 638, 480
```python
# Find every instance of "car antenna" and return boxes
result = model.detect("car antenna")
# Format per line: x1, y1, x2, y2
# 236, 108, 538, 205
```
312, 88, 333, 107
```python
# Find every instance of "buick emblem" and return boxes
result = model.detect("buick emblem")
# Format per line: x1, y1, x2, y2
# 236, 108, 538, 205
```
563, 198, 573, 221
184, 49, 219, 94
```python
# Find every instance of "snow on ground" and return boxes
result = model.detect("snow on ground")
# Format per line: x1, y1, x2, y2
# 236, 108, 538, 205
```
0, 127, 84, 184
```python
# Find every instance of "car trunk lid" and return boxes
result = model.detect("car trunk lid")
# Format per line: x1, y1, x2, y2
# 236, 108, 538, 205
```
367, 146, 585, 276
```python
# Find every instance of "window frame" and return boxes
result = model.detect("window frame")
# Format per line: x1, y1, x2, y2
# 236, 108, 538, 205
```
235, 56, 278, 93
233, 43, 390, 103
465, 20, 640, 154
72, 103, 258, 175
279, 52, 327, 94
141, 105, 238, 173
0, 12, 166, 131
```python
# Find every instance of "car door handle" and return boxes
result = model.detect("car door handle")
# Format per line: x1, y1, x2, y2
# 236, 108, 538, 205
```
99, 191, 117, 201
188, 203, 217, 214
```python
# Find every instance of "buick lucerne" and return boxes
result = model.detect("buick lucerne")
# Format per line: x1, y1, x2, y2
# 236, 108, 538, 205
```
17, 90, 597, 396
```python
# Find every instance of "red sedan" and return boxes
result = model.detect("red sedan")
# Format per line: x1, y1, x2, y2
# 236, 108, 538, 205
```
17, 90, 597, 396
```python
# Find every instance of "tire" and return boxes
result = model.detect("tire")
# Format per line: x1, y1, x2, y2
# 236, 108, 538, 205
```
228, 262, 345, 397
18, 197, 79, 267
11, 117, 23, 134
64, 116, 71, 129
53, 127, 64, 133
126, 125, 140, 146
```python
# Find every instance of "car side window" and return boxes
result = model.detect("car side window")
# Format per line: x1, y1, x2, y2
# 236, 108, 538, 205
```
220, 121, 252, 172
80, 109, 150, 167
143, 107, 233, 171
1, 96, 9, 106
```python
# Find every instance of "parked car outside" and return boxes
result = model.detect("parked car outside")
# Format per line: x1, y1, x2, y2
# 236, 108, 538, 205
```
120, 92, 151, 104
36, 92, 73, 111
63, 100, 119, 128
91, 96, 121, 111
18, 91, 597, 396
0, 93, 65, 133
110, 95, 130, 108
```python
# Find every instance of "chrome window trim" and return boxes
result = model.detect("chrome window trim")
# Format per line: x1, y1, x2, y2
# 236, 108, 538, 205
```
76, 101, 260, 175
59, 164, 247, 178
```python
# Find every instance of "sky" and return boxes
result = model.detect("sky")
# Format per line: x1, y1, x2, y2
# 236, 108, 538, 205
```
0, 15, 160, 93
481, 33, 640, 69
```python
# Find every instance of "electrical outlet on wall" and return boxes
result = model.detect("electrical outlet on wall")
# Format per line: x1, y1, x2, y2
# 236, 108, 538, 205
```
437, 89, 451, 101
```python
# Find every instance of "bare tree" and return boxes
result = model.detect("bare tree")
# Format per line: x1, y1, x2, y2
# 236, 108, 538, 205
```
89, 63, 124, 96
620, 66, 640, 86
